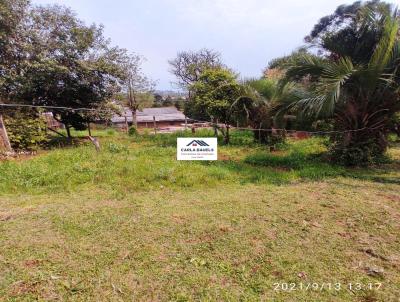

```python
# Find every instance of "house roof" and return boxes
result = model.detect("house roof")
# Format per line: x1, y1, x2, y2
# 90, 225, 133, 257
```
138, 107, 182, 116
111, 107, 187, 124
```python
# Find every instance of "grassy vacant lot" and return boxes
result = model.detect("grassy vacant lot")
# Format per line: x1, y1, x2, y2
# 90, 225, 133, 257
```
0, 130, 399, 301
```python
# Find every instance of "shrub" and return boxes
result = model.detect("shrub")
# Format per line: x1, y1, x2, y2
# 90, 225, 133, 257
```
107, 142, 128, 154
3, 110, 48, 151
329, 140, 389, 166
128, 126, 138, 136
106, 128, 116, 136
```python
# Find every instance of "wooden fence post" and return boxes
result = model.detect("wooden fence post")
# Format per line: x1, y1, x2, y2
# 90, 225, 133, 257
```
153, 116, 157, 134
0, 114, 13, 153
124, 116, 129, 133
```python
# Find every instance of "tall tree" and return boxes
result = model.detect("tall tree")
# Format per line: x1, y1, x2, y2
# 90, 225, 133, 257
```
0, 0, 29, 91
305, 0, 393, 62
190, 68, 244, 144
278, 1, 400, 165
169, 49, 224, 95
21, 5, 129, 137
0, 3, 132, 138
0, 0, 29, 151
123, 54, 155, 127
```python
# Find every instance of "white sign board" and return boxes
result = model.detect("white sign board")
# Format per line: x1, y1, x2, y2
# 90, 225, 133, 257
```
177, 138, 218, 161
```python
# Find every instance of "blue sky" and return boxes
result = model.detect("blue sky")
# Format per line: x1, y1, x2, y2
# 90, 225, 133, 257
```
32, 0, 398, 90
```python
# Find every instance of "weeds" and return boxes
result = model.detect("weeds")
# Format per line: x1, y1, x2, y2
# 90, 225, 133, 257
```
0, 133, 397, 195
0, 132, 399, 301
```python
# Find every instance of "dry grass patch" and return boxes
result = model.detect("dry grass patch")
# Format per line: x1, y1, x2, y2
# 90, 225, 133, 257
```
0, 136, 399, 301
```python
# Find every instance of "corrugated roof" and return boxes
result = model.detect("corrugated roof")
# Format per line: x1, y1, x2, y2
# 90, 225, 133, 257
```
111, 107, 187, 124
138, 107, 181, 115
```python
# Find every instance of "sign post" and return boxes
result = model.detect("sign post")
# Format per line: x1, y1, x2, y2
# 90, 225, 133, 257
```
177, 138, 218, 161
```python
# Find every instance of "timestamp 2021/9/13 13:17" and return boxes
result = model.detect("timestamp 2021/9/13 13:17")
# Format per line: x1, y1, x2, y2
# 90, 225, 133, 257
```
273, 282, 383, 292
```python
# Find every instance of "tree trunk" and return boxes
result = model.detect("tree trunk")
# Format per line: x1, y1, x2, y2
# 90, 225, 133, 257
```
213, 118, 218, 137
128, 85, 138, 128
331, 103, 390, 165
124, 115, 128, 133
88, 123, 92, 136
224, 124, 230, 144
214, 126, 218, 137
66, 126, 71, 138
0, 114, 13, 153
132, 109, 137, 128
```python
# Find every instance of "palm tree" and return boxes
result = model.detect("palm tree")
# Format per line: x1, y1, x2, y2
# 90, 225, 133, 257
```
277, 6, 400, 165
230, 78, 300, 144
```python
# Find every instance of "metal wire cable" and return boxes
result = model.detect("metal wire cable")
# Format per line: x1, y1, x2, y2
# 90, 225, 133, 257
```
0, 103, 383, 135
188, 118, 382, 134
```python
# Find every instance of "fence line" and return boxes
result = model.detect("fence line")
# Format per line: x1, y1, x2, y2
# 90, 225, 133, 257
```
0, 102, 383, 136
188, 118, 383, 135
0, 103, 99, 111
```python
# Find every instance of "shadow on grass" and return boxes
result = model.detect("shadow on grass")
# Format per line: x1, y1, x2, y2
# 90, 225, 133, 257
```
348, 163, 400, 185
195, 154, 347, 185
195, 141, 400, 186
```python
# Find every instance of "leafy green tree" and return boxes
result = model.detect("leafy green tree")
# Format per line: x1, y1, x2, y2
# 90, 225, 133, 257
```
0, 0, 29, 96
1, 2, 158, 144
1, 3, 131, 138
169, 49, 224, 95
278, 1, 400, 165
22, 5, 129, 137
190, 68, 244, 144
154, 93, 163, 104
183, 97, 209, 122
173, 98, 185, 111
0, 0, 29, 151
124, 54, 155, 127
305, 0, 394, 62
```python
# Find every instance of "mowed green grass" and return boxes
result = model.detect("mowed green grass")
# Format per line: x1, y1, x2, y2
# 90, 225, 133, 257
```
0, 131, 399, 301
